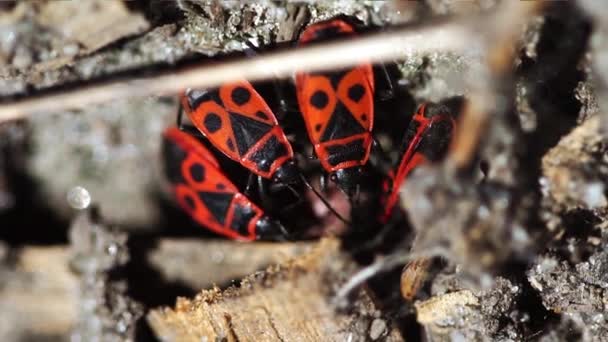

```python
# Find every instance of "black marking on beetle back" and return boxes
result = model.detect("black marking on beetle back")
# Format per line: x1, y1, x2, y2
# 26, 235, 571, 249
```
230, 203, 256, 236
188, 89, 223, 110
226, 138, 235, 152
325, 138, 366, 166
231, 87, 251, 105
416, 119, 454, 162
320, 101, 365, 142
315, 124, 322, 132
229, 111, 273, 156
247, 135, 288, 173
310, 90, 329, 109
216, 183, 226, 190
255, 111, 269, 120
162, 137, 187, 184
189, 163, 205, 183
204, 113, 222, 133
310, 26, 342, 41
348, 84, 365, 102
307, 69, 349, 90
183, 195, 196, 210
328, 70, 349, 89
198, 191, 233, 225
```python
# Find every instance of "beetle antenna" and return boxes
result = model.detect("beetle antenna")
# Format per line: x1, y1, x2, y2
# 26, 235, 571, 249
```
299, 174, 350, 225
285, 184, 300, 199
277, 221, 293, 241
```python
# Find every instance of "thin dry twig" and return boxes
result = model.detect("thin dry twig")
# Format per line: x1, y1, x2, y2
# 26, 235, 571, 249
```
447, 1, 546, 169
0, 18, 475, 123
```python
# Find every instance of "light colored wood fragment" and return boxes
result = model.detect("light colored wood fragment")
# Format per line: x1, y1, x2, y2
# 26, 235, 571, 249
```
415, 290, 479, 325
0, 247, 78, 337
37, 0, 149, 53
148, 239, 314, 289
148, 239, 404, 342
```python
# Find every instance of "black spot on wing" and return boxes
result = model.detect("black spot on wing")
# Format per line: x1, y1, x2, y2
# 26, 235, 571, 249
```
229, 111, 273, 156
230, 203, 256, 236
320, 101, 365, 142
189, 163, 205, 183
247, 135, 289, 173
204, 113, 222, 133
325, 139, 366, 166
198, 191, 233, 225
348, 84, 365, 102
310, 91, 329, 109
231, 86, 251, 105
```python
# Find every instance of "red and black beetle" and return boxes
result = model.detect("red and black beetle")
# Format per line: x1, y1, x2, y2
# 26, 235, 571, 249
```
180, 80, 300, 187
162, 127, 288, 241
380, 103, 458, 223
295, 18, 375, 197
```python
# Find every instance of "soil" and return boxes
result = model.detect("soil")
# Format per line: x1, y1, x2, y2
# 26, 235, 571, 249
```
1, 1, 607, 341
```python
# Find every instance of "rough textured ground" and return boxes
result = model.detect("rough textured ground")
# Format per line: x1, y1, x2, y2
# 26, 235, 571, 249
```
1, 1, 607, 341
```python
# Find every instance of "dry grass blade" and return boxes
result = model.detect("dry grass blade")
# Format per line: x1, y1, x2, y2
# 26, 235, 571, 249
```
0, 19, 474, 123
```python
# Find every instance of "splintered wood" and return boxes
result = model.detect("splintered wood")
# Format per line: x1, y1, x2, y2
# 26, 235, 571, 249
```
148, 239, 315, 290
37, 0, 149, 53
0, 247, 78, 338
148, 239, 404, 342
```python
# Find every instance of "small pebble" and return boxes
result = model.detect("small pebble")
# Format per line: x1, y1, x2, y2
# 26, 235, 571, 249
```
369, 318, 387, 340
67, 186, 91, 209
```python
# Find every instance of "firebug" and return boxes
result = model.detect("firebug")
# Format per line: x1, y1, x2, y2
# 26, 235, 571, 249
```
380, 103, 457, 223
295, 18, 375, 197
162, 127, 289, 241
180, 81, 300, 187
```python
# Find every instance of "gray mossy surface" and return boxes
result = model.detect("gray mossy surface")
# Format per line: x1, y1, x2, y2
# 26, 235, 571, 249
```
0, 1, 607, 341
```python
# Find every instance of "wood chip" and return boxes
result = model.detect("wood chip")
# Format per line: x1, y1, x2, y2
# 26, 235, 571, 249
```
415, 290, 479, 325
1, 247, 78, 337
37, 0, 149, 53
148, 239, 314, 289
148, 238, 404, 342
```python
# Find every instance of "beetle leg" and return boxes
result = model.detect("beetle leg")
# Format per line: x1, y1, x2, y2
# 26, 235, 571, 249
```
319, 173, 328, 194
257, 175, 274, 209
176, 102, 184, 128
369, 137, 394, 177
378, 63, 396, 100
372, 63, 398, 101
279, 190, 305, 214
243, 173, 256, 198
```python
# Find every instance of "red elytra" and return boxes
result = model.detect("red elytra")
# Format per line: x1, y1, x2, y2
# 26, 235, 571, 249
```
181, 81, 296, 182
380, 104, 456, 223
295, 18, 375, 193
162, 127, 285, 241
